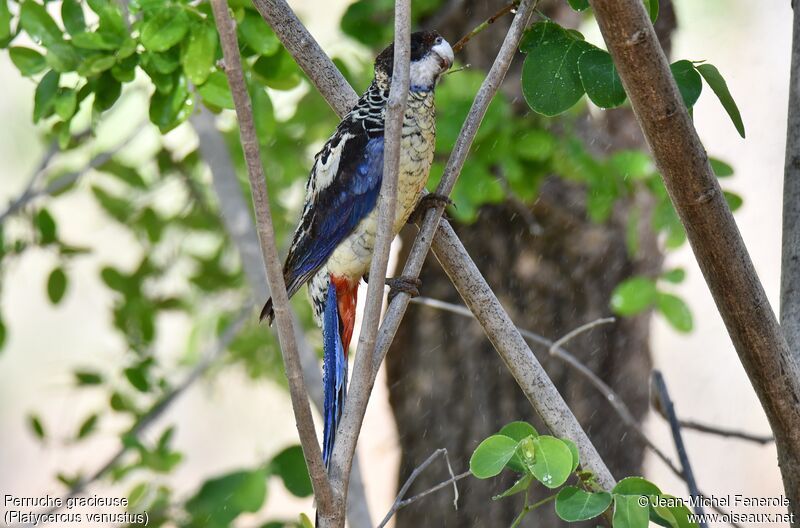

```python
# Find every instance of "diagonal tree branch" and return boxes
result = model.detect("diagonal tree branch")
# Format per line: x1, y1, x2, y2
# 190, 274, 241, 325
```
588, 0, 800, 511
782, 1, 800, 364
208, 0, 334, 515
327, 0, 411, 512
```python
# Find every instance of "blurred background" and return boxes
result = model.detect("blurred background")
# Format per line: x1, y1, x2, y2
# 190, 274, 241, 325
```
0, 0, 791, 526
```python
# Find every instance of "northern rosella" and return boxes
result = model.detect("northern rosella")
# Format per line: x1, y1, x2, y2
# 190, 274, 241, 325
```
261, 31, 453, 466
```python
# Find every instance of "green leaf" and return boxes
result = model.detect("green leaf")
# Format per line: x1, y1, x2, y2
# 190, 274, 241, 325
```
613, 476, 662, 496
520, 20, 567, 53
610, 277, 657, 316
238, 11, 279, 55
124, 366, 150, 392
140, 7, 188, 52
54, 88, 77, 120
93, 71, 121, 112
522, 29, 591, 116
149, 74, 192, 132
29, 414, 46, 440
299, 513, 314, 528
514, 130, 555, 162
499, 421, 538, 442
20, 0, 63, 46
0, 317, 6, 350
75, 370, 103, 385
696, 63, 745, 138
186, 469, 268, 527
724, 190, 743, 211
91, 185, 132, 221
0, 0, 10, 41
642, 0, 658, 23
567, 0, 590, 11
709, 157, 734, 177
613, 495, 650, 528
33, 70, 59, 122
45, 41, 80, 72
10, 47, 47, 76
610, 150, 652, 180
252, 85, 276, 144
47, 267, 68, 304
660, 268, 686, 284
656, 292, 693, 332
528, 436, 573, 488
35, 208, 57, 243
98, 159, 147, 188
71, 30, 121, 50
562, 438, 580, 472
556, 486, 612, 521
77, 413, 98, 439
469, 434, 518, 479
61, 0, 86, 35
670, 60, 702, 109
198, 71, 234, 109
493, 473, 533, 500
182, 22, 217, 85
251, 49, 302, 90
578, 48, 626, 108
270, 445, 312, 497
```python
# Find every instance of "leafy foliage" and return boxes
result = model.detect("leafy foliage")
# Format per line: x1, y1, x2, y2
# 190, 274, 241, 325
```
470, 421, 697, 527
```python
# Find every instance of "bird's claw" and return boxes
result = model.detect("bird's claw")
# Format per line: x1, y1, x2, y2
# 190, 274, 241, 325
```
386, 276, 422, 304
408, 193, 454, 224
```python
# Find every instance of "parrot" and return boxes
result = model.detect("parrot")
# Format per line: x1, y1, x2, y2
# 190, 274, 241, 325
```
260, 30, 454, 467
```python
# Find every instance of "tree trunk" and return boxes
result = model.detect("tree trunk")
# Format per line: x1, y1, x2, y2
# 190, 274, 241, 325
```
385, 2, 675, 525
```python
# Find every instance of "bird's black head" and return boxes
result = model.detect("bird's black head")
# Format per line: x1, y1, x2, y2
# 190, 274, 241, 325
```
374, 31, 454, 90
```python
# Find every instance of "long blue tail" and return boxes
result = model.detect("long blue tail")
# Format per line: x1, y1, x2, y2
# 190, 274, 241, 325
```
322, 281, 348, 467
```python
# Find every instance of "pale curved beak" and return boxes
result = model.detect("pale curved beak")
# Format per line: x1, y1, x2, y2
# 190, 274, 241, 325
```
432, 39, 454, 71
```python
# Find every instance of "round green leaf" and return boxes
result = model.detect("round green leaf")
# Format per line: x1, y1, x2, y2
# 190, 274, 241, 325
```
670, 60, 702, 109
9, 47, 47, 76
612, 476, 662, 496
469, 434, 518, 479
562, 438, 580, 472
656, 292, 693, 333
47, 267, 68, 304
182, 22, 217, 86
556, 486, 612, 522
141, 7, 188, 52
613, 494, 650, 528
610, 276, 657, 316
198, 71, 234, 109
520, 20, 568, 53
723, 190, 743, 212
35, 208, 57, 243
71, 31, 121, 50
643, 0, 659, 23
271, 445, 313, 497
61, 0, 86, 35
20, 0, 63, 46
238, 10, 279, 56
709, 157, 734, 177
54, 88, 77, 120
186, 469, 268, 526
578, 48, 626, 108
660, 268, 686, 284
696, 63, 745, 138
492, 473, 533, 500
567, 0, 590, 11
0, 0, 11, 41
498, 421, 538, 442
522, 34, 591, 116
149, 74, 192, 132
529, 436, 573, 488
33, 70, 59, 123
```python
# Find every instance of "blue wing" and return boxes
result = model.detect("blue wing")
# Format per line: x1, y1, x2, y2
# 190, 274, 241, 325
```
282, 133, 384, 297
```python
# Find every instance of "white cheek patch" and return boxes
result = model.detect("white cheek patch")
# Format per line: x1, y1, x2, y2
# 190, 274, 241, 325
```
409, 39, 454, 89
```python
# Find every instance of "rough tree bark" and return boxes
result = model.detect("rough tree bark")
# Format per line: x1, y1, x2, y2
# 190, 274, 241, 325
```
386, 1, 675, 525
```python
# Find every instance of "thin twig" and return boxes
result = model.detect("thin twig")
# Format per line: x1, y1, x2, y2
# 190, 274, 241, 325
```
391, 472, 472, 520
0, 124, 144, 224
677, 420, 774, 445
451, 0, 520, 53
377, 448, 459, 528
328, 0, 411, 513
13, 309, 249, 528
650, 371, 708, 527
208, 0, 334, 515
548, 317, 616, 353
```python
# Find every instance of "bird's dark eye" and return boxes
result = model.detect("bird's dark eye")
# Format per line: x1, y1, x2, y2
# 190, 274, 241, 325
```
434, 36, 443, 45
